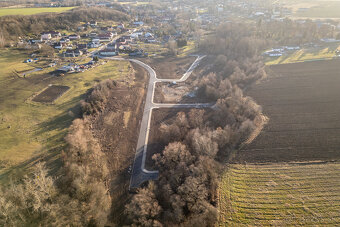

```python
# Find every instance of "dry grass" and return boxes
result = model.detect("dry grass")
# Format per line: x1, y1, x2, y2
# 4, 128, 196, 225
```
0, 48, 131, 182
218, 163, 340, 226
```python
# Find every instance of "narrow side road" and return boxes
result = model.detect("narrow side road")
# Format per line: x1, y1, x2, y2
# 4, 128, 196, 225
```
101, 55, 209, 189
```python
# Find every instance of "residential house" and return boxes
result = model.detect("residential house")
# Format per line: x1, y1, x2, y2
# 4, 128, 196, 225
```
88, 42, 100, 48
145, 32, 154, 38
99, 48, 119, 56
90, 32, 97, 38
116, 38, 127, 46
41, 33, 52, 40
92, 38, 101, 44
90, 21, 98, 27
29, 38, 42, 44
107, 43, 117, 50
49, 31, 61, 38
53, 42, 64, 49
60, 38, 70, 44
131, 31, 143, 39
98, 32, 114, 42
117, 23, 125, 29
63, 49, 83, 57
121, 35, 133, 42
145, 36, 156, 43
69, 34, 80, 40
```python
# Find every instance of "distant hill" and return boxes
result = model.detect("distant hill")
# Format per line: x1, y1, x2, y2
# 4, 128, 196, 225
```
0, 6, 130, 43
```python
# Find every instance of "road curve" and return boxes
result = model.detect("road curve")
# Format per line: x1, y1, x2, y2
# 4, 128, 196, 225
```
100, 55, 209, 189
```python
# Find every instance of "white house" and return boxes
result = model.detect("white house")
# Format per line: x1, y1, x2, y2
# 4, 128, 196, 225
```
99, 49, 118, 56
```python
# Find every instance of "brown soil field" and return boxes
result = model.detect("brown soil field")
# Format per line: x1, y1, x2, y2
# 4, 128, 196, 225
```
88, 62, 148, 224
154, 82, 211, 104
32, 85, 70, 103
142, 56, 196, 79
235, 59, 340, 163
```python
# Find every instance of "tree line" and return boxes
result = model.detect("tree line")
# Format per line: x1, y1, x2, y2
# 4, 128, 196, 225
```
0, 6, 129, 46
0, 80, 116, 226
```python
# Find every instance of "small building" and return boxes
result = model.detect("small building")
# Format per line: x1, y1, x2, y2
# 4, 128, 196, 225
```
41, 33, 51, 40
98, 32, 113, 42
69, 34, 80, 40
117, 23, 125, 29
89, 42, 100, 48
99, 49, 119, 56
60, 38, 70, 44
116, 38, 127, 45
63, 49, 83, 57
90, 32, 97, 38
53, 42, 64, 49
90, 21, 97, 27
49, 31, 61, 38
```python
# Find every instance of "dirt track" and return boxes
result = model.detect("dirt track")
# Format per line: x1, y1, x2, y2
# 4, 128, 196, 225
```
142, 56, 196, 79
88, 62, 148, 223
235, 59, 340, 163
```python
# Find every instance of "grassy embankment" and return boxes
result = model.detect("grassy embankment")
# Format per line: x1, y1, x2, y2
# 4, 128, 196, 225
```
0, 49, 130, 182
218, 163, 340, 226
266, 43, 340, 65
0, 7, 75, 17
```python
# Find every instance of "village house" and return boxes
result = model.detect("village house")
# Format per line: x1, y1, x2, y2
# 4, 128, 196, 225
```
90, 21, 98, 27
60, 38, 70, 44
88, 42, 100, 48
121, 35, 133, 42
69, 34, 80, 40
98, 32, 114, 42
49, 31, 61, 38
63, 49, 83, 57
41, 33, 52, 41
53, 42, 64, 49
90, 32, 97, 38
99, 49, 119, 56
116, 37, 127, 46
106, 43, 117, 50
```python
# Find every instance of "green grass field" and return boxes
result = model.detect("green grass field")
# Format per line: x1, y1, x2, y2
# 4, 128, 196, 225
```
218, 163, 340, 226
0, 7, 75, 17
280, 0, 340, 18
178, 41, 196, 57
265, 43, 340, 65
293, 1, 340, 18
0, 49, 130, 182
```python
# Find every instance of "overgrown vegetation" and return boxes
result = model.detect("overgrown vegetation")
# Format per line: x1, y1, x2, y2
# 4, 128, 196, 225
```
0, 80, 116, 226
125, 22, 267, 226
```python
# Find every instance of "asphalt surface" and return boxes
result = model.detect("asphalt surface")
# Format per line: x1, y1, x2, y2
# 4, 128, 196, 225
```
100, 55, 209, 189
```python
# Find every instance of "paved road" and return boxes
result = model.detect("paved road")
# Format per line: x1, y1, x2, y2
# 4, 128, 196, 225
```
100, 55, 209, 189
